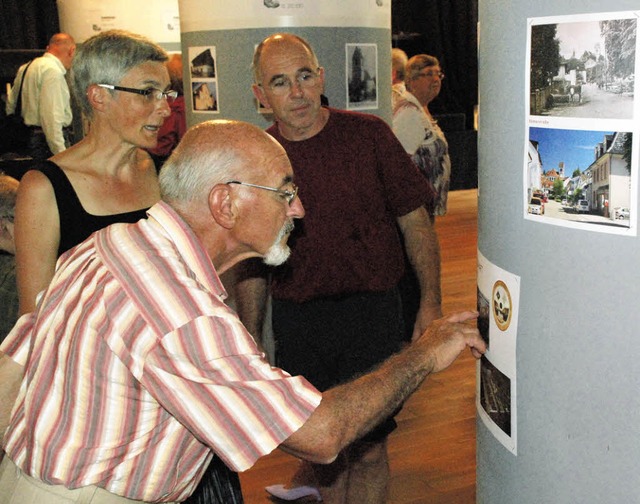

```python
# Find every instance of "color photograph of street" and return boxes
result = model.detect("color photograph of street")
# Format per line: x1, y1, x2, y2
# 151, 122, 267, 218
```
527, 127, 632, 230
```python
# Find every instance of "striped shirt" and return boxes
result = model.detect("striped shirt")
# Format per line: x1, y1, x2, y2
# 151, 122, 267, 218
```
1, 202, 321, 502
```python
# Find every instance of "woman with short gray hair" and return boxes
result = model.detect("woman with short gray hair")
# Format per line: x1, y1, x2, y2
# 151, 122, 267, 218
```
15, 29, 171, 315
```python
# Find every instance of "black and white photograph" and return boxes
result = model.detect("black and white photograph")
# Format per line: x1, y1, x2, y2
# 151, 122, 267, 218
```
346, 43, 378, 110
480, 356, 511, 437
529, 17, 637, 119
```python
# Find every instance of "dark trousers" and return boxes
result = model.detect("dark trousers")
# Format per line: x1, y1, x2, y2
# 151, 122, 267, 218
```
272, 287, 405, 442
25, 128, 73, 160
183, 455, 244, 504
25, 129, 53, 160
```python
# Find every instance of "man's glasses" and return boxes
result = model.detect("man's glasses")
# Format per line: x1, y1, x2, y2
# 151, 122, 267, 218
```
226, 180, 298, 205
262, 69, 320, 96
417, 70, 445, 80
97, 84, 178, 103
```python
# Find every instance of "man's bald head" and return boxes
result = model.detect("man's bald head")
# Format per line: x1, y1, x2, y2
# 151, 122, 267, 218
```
159, 120, 287, 209
47, 33, 76, 69
48, 33, 75, 48
252, 32, 319, 84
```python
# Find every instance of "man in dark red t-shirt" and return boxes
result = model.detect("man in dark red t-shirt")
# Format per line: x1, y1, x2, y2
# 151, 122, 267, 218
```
236, 33, 443, 504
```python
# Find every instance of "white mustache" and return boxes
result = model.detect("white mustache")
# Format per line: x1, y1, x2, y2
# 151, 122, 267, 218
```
283, 220, 295, 235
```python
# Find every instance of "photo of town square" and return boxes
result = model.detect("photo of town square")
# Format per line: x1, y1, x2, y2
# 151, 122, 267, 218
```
529, 18, 636, 119
527, 127, 632, 229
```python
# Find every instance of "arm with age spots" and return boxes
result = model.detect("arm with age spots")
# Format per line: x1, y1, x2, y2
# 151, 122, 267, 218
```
278, 311, 486, 463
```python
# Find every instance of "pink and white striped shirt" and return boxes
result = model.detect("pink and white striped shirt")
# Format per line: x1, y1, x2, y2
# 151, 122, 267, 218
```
1, 202, 321, 502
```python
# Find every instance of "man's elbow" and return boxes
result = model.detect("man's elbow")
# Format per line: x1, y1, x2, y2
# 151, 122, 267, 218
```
281, 438, 341, 465
279, 419, 346, 464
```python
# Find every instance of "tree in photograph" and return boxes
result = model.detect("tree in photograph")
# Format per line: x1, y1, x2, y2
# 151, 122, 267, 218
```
571, 188, 583, 205
600, 19, 637, 79
553, 178, 565, 198
530, 24, 560, 91
622, 132, 632, 174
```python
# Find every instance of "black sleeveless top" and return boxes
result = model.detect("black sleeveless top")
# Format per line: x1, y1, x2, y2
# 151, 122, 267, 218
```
36, 161, 150, 257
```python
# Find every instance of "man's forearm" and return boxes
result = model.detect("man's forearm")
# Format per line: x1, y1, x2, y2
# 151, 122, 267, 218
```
280, 312, 484, 463
399, 206, 442, 309
280, 339, 430, 463
320, 339, 432, 445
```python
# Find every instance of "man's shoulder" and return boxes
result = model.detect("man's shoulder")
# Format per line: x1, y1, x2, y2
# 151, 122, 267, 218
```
29, 54, 52, 67
328, 107, 387, 127
323, 108, 392, 143
31, 53, 65, 74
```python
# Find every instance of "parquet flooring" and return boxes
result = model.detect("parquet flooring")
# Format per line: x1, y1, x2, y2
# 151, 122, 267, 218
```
239, 189, 479, 504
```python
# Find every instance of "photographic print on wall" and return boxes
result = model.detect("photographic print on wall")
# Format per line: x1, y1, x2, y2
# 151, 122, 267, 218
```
346, 43, 378, 110
525, 11, 639, 236
189, 46, 219, 114
477, 251, 520, 455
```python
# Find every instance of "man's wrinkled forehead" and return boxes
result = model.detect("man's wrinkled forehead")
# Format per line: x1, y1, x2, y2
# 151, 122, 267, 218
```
258, 38, 316, 78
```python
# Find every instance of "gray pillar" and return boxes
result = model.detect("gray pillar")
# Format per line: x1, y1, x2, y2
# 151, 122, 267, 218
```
477, 1, 640, 503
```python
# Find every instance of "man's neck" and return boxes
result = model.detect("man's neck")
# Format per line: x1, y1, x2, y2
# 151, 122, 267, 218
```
278, 107, 330, 142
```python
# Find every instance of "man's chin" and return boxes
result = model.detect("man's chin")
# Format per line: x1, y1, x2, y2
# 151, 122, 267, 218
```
262, 245, 291, 266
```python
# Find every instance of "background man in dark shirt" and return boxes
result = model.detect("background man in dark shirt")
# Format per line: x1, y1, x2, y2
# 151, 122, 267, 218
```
236, 33, 443, 503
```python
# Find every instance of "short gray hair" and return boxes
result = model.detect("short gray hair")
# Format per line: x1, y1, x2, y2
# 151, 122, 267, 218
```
71, 29, 168, 118
405, 54, 440, 82
392, 48, 408, 80
159, 122, 244, 207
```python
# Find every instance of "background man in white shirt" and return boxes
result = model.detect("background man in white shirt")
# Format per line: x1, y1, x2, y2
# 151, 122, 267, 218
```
6, 33, 75, 159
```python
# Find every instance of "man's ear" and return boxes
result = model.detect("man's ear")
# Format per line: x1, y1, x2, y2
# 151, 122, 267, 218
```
318, 66, 326, 93
252, 83, 271, 110
208, 184, 237, 229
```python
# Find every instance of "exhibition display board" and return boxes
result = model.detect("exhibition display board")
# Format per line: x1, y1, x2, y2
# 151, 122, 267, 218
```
477, 1, 640, 501
177, 0, 392, 128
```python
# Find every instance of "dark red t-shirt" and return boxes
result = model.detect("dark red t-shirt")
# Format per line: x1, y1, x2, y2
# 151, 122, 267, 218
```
268, 107, 432, 302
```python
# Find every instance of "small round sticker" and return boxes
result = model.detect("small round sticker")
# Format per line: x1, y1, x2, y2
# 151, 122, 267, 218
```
492, 280, 512, 331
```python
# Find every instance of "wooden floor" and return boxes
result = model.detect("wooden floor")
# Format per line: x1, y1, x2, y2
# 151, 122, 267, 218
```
239, 189, 479, 504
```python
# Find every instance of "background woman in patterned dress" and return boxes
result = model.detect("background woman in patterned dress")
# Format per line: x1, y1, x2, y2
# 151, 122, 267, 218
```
393, 53, 451, 217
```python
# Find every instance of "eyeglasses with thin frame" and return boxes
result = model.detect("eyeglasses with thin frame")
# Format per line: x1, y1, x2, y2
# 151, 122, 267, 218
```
417, 70, 445, 80
261, 68, 320, 96
97, 84, 178, 103
226, 180, 298, 205
418, 70, 445, 80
